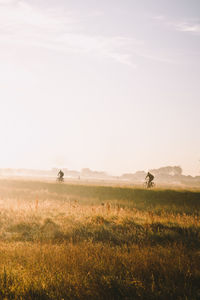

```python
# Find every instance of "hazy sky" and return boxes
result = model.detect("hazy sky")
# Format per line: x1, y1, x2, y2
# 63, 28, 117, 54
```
0, 0, 200, 175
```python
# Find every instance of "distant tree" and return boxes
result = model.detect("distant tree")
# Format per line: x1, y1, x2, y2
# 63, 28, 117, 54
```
150, 166, 182, 177
173, 166, 182, 176
81, 168, 92, 176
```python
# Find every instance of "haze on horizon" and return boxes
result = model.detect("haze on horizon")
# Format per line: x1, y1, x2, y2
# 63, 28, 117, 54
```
0, 0, 200, 176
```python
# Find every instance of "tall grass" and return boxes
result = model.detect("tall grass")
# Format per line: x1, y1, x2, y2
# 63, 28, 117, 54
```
0, 179, 200, 299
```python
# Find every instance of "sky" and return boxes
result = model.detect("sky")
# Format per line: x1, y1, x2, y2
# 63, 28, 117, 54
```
0, 0, 200, 176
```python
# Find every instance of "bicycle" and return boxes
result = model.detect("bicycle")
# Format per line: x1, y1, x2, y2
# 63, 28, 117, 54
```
56, 177, 64, 183
143, 180, 155, 189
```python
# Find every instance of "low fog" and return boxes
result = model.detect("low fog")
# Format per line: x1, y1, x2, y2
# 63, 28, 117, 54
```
0, 166, 200, 187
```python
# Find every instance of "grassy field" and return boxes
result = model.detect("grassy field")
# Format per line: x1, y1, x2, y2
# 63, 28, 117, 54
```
0, 179, 200, 299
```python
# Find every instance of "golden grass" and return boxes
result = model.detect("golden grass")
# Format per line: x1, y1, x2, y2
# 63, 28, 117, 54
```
0, 179, 200, 299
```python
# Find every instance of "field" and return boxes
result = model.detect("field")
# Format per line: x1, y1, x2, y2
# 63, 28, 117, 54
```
0, 179, 200, 299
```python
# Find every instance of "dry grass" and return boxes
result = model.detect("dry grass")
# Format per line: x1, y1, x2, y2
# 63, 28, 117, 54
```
0, 179, 200, 299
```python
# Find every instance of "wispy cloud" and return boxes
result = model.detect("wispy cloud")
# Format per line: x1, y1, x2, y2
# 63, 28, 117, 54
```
153, 15, 200, 35
0, 0, 137, 67
0, 2, 177, 67
175, 22, 200, 34
152, 15, 166, 21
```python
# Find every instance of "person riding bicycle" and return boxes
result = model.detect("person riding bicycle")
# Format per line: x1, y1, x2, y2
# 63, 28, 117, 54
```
57, 169, 64, 180
145, 172, 154, 188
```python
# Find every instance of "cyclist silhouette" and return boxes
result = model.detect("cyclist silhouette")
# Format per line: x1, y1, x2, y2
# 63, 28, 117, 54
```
57, 170, 64, 181
145, 172, 154, 188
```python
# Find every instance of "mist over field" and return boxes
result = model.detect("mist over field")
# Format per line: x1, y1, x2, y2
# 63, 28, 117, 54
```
0, 165, 200, 188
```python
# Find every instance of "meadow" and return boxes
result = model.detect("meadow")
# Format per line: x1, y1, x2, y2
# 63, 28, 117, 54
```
0, 179, 200, 299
